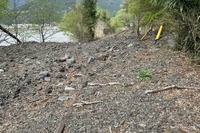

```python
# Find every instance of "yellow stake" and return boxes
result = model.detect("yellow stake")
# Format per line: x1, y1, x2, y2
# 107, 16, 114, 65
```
155, 24, 163, 40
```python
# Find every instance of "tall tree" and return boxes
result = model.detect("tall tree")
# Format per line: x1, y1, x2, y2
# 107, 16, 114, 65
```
59, 3, 86, 42
59, 0, 98, 42
26, 0, 62, 42
110, 9, 132, 32
3, 0, 28, 37
124, 0, 167, 35
82, 0, 98, 41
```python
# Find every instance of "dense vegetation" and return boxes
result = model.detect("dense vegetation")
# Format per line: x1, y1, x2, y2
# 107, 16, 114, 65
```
110, 0, 200, 56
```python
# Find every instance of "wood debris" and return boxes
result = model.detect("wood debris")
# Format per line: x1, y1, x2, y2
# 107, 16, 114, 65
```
145, 85, 200, 94
87, 82, 135, 87
73, 101, 103, 107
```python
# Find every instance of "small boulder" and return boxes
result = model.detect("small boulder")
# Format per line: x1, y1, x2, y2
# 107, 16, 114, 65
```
56, 82, 64, 87
0, 69, 4, 73
59, 54, 70, 62
39, 71, 49, 77
58, 96, 71, 101
67, 58, 76, 66
59, 67, 65, 72
97, 53, 109, 61
0, 62, 8, 69
36, 61, 41, 65
127, 43, 133, 47
24, 58, 30, 62
44, 86, 53, 94
64, 86, 75, 92
139, 123, 146, 128
196, 124, 200, 129
88, 56, 95, 64
44, 77, 51, 82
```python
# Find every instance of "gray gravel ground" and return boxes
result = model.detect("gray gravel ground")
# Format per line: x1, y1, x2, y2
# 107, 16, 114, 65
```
0, 34, 200, 133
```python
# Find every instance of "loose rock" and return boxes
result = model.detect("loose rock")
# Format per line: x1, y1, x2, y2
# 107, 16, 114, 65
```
39, 71, 49, 77
0, 62, 8, 69
44, 77, 51, 82
0, 69, 4, 73
44, 87, 53, 94
67, 58, 76, 66
56, 82, 64, 87
88, 56, 95, 64
58, 96, 70, 101
64, 86, 75, 92
59, 54, 70, 62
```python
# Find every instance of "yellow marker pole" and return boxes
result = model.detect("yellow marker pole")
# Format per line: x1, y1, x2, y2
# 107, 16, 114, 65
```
155, 24, 163, 40
140, 27, 152, 41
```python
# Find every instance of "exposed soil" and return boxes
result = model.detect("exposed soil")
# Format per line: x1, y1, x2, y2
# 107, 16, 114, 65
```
0, 33, 200, 133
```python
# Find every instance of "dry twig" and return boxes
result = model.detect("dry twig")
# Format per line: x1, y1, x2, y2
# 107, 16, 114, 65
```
145, 85, 199, 94
73, 101, 103, 107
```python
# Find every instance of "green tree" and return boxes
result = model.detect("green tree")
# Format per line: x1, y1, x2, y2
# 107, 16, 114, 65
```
96, 7, 110, 22
122, 0, 167, 35
82, 0, 98, 41
26, 0, 62, 42
2, 0, 29, 37
59, 3, 87, 42
59, 0, 98, 42
0, 0, 8, 19
110, 9, 132, 32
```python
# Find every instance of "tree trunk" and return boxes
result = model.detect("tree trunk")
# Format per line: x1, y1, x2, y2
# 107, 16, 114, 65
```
137, 15, 141, 37
41, 32, 45, 43
0, 25, 21, 43
40, 25, 45, 43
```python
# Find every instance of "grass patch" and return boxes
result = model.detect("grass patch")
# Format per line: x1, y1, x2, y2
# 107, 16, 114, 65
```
137, 69, 152, 80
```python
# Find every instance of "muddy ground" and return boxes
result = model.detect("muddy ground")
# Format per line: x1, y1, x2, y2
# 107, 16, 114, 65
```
0, 33, 200, 133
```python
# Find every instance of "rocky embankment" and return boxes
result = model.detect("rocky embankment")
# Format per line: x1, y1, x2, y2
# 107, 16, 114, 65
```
0, 34, 200, 132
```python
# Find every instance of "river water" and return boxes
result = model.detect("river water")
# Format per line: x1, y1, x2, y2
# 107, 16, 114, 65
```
0, 25, 73, 46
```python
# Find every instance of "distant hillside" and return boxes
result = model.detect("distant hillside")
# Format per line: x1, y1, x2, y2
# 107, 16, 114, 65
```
9, 0, 123, 16
97, 0, 123, 16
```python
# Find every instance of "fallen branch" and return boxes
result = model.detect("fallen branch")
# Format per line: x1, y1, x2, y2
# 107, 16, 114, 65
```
145, 85, 199, 94
0, 25, 21, 43
88, 82, 121, 86
87, 82, 135, 87
73, 101, 103, 107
